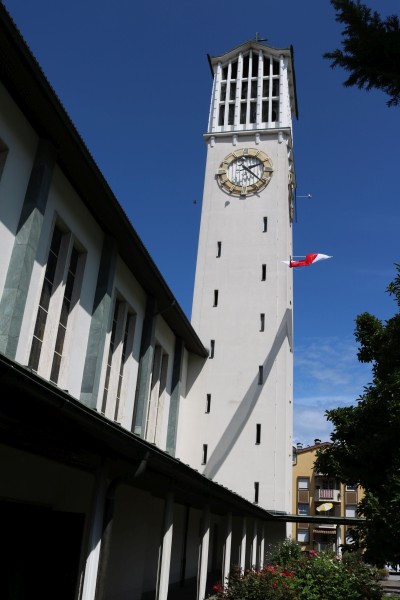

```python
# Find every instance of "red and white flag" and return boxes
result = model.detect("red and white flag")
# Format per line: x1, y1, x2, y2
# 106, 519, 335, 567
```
282, 253, 332, 268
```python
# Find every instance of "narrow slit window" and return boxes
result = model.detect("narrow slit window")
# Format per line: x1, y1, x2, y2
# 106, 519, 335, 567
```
256, 424, 261, 444
260, 313, 265, 332
213, 290, 219, 307
263, 217, 268, 232
217, 241, 222, 257
210, 340, 215, 359
254, 482, 259, 504
202, 444, 208, 465
206, 394, 211, 413
258, 365, 263, 385
261, 264, 266, 281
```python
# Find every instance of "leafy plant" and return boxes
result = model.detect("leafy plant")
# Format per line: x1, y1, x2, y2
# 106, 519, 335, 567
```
209, 539, 383, 600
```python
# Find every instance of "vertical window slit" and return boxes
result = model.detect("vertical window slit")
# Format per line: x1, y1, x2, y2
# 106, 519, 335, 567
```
261, 264, 266, 281
260, 313, 265, 332
254, 482, 259, 504
206, 393, 211, 413
263, 217, 268, 232
213, 290, 219, 307
256, 424, 261, 444
210, 340, 215, 359
202, 444, 208, 465
258, 365, 263, 385
217, 241, 222, 257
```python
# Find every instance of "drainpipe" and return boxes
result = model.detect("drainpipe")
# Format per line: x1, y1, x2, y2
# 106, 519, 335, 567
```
94, 452, 150, 600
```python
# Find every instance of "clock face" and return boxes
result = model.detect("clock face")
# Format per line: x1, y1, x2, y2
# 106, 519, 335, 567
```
217, 148, 273, 196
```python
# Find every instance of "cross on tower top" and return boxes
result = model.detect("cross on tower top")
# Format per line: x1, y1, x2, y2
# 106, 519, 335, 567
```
254, 32, 268, 42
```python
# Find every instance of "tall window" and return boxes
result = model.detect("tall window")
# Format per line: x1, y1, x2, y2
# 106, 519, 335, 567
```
50, 246, 80, 383
101, 298, 136, 422
29, 223, 85, 383
145, 343, 169, 444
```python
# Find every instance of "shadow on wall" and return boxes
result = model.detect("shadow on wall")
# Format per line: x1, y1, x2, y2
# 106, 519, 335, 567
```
203, 308, 293, 480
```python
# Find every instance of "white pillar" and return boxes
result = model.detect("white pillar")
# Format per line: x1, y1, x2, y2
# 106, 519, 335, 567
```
251, 520, 258, 568
336, 524, 342, 557
222, 512, 232, 585
239, 517, 247, 573
81, 467, 108, 600
156, 491, 174, 600
259, 523, 265, 568
197, 504, 210, 600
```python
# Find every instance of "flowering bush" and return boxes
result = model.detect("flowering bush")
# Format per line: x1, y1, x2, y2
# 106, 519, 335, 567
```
209, 540, 383, 600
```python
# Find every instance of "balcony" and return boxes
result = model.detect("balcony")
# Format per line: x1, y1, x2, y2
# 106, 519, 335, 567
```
314, 489, 341, 502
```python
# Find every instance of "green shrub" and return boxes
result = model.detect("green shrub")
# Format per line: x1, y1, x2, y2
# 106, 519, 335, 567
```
209, 539, 383, 600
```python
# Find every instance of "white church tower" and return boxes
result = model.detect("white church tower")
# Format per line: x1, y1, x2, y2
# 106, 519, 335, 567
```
177, 40, 297, 514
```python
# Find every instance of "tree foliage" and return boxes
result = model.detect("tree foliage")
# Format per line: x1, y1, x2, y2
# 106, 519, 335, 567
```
315, 265, 400, 566
325, 0, 400, 106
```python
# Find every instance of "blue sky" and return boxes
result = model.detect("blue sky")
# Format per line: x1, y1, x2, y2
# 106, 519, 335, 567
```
4, 0, 399, 446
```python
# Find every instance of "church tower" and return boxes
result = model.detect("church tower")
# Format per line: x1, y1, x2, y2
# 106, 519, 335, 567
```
178, 41, 297, 513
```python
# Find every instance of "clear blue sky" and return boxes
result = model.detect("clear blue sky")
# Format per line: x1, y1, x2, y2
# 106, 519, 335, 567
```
4, 0, 399, 446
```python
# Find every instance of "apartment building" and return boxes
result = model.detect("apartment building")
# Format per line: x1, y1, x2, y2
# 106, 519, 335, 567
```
292, 440, 363, 553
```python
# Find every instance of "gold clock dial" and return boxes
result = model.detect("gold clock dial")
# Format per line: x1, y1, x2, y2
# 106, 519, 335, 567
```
217, 148, 273, 196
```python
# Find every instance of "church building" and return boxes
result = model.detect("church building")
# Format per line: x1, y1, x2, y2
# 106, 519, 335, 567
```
0, 5, 297, 599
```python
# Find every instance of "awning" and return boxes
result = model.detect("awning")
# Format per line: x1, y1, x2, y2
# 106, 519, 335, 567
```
313, 529, 336, 535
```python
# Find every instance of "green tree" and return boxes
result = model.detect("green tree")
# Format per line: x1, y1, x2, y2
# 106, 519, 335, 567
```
315, 265, 400, 566
325, 0, 400, 106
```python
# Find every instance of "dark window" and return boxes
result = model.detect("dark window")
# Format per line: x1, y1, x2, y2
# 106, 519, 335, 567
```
218, 105, 225, 126
254, 482, 259, 504
202, 444, 208, 465
252, 53, 259, 77
273, 59, 280, 75
258, 365, 263, 385
228, 104, 235, 125
240, 103, 247, 124
217, 241, 222, 257
263, 217, 268, 232
213, 290, 219, 307
220, 83, 227, 101
272, 100, 279, 122
260, 314, 265, 332
256, 424, 261, 444
250, 102, 257, 123
263, 57, 270, 77
242, 55, 249, 78
261, 264, 266, 280
231, 60, 238, 79
206, 394, 211, 413
262, 101, 269, 122
210, 340, 215, 359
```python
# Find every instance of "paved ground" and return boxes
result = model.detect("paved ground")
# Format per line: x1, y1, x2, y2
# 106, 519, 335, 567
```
382, 573, 400, 596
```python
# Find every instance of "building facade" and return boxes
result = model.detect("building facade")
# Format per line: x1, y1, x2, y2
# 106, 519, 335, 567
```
177, 41, 297, 514
292, 441, 364, 553
0, 6, 298, 600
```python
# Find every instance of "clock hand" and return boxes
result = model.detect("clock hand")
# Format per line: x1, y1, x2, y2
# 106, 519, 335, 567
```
242, 164, 263, 182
